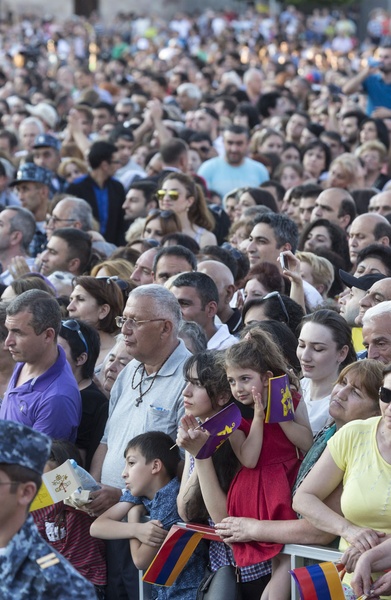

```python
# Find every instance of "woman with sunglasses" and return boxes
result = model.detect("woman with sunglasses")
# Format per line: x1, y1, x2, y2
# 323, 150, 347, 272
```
67, 275, 124, 368
297, 310, 356, 436
59, 319, 108, 470
142, 209, 182, 243
294, 365, 391, 593
158, 172, 217, 246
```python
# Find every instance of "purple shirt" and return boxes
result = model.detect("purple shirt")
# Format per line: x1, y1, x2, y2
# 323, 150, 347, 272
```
0, 345, 81, 442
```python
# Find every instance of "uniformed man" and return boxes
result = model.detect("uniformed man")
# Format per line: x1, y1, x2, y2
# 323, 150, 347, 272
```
0, 420, 97, 599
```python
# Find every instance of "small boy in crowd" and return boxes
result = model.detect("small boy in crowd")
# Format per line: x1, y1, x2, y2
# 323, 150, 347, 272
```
91, 431, 207, 599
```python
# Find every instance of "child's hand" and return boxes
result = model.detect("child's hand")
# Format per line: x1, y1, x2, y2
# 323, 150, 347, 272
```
176, 415, 210, 456
252, 387, 265, 421
137, 520, 168, 547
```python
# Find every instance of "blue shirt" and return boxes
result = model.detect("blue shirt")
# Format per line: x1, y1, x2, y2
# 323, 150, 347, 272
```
121, 477, 207, 599
363, 74, 391, 115
198, 156, 269, 198
92, 184, 109, 235
0, 345, 81, 442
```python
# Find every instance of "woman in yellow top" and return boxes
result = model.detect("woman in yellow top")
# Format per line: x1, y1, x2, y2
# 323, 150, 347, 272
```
293, 364, 391, 596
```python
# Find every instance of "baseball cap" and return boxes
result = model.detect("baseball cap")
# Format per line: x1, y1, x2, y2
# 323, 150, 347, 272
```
0, 421, 51, 474
9, 162, 52, 187
339, 269, 386, 291
33, 133, 61, 151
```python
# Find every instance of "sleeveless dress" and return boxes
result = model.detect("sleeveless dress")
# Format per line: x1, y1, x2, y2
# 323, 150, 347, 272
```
227, 391, 302, 567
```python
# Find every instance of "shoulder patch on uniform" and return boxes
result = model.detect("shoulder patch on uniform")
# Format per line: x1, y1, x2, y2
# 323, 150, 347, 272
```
36, 552, 60, 569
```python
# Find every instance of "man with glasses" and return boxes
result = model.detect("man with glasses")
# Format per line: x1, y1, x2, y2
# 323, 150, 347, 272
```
0, 420, 96, 598
189, 132, 215, 162
88, 285, 190, 598
0, 290, 81, 442
67, 141, 126, 245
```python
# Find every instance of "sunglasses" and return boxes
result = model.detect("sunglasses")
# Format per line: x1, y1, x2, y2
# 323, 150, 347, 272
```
156, 190, 179, 201
262, 291, 290, 325
95, 276, 129, 291
379, 386, 391, 404
148, 209, 175, 219
61, 319, 88, 353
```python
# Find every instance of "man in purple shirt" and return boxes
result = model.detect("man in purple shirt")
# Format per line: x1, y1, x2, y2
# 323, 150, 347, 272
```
0, 289, 81, 441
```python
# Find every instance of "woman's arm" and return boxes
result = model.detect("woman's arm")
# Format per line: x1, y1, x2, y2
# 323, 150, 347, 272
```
177, 416, 228, 523
351, 538, 391, 598
293, 448, 384, 552
177, 451, 197, 521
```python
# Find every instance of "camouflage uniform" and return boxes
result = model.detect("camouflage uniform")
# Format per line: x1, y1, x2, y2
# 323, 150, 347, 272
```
0, 515, 97, 599
0, 421, 97, 599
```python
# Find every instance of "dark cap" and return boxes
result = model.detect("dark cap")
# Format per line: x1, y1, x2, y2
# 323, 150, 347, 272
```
339, 269, 386, 291
33, 133, 61, 151
0, 421, 51, 474
9, 162, 52, 187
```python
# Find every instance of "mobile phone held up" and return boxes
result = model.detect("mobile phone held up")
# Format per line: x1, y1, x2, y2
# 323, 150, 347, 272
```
279, 252, 287, 270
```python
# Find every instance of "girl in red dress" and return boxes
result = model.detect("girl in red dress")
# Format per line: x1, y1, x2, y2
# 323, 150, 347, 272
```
224, 328, 312, 600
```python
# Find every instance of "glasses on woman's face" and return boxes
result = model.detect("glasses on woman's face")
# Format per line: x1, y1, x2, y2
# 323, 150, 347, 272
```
61, 319, 89, 353
156, 190, 180, 201
379, 386, 391, 404
262, 291, 290, 324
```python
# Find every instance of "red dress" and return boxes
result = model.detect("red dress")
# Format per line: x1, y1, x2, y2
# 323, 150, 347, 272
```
227, 391, 302, 567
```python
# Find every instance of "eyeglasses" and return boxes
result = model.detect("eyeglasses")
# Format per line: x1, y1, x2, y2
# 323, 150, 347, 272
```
147, 209, 175, 219
115, 316, 165, 329
0, 481, 20, 485
61, 319, 89, 353
379, 386, 391, 404
261, 291, 290, 325
156, 190, 180, 201
46, 215, 76, 225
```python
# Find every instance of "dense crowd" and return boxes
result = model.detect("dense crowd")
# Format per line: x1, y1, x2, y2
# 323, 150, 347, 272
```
1, 4, 391, 600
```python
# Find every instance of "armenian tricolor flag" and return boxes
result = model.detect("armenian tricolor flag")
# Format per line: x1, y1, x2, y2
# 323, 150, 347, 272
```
143, 523, 222, 586
290, 562, 346, 600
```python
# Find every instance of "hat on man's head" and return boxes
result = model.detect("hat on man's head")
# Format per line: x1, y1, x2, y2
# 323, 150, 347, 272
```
339, 269, 386, 291
0, 421, 51, 474
9, 162, 52, 187
33, 133, 61, 152
26, 102, 58, 129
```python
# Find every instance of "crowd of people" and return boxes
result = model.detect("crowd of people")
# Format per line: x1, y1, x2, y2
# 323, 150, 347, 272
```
2, 3, 391, 600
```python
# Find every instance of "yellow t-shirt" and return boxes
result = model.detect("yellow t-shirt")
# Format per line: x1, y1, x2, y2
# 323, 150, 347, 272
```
328, 417, 391, 597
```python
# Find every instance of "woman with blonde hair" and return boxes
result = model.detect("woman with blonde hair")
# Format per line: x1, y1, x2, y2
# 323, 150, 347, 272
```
158, 172, 217, 246
326, 153, 365, 190
58, 157, 89, 184
295, 251, 335, 299
90, 258, 135, 280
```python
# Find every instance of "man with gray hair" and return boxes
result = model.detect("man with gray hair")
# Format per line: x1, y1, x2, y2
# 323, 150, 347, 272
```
88, 284, 189, 597
46, 196, 116, 256
176, 82, 202, 113
362, 301, 391, 364
0, 206, 36, 285
0, 290, 81, 441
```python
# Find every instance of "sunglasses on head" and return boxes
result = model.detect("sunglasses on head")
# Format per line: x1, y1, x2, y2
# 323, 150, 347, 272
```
61, 319, 88, 354
262, 291, 290, 325
379, 386, 391, 404
148, 209, 175, 219
156, 190, 179, 200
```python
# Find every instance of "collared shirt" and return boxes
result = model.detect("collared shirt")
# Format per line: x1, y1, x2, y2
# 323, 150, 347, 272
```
0, 515, 96, 600
101, 339, 191, 488
207, 323, 237, 351
0, 345, 81, 442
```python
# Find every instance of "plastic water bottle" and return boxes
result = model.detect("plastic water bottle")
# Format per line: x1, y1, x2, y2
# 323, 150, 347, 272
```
69, 459, 101, 491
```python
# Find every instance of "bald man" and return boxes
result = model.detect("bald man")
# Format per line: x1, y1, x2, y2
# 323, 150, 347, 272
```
348, 213, 391, 265
197, 259, 242, 334
368, 191, 391, 217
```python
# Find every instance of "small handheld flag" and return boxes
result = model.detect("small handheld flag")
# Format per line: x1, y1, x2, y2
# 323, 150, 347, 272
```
265, 374, 294, 423
196, 403, 242, 459
143, 523, 222, 586
290, 562, 346, 600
